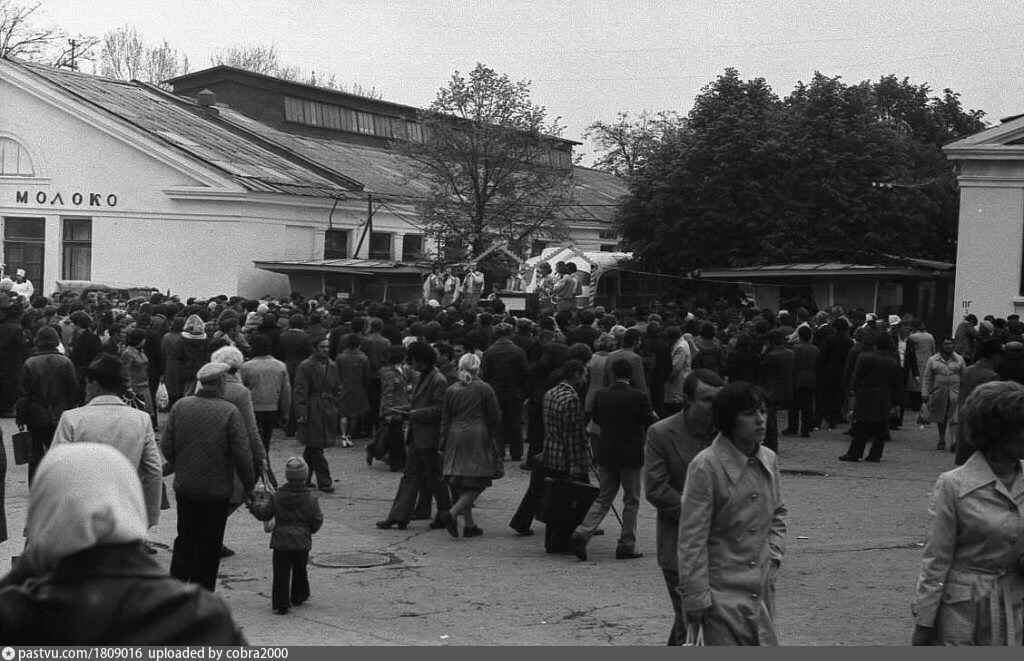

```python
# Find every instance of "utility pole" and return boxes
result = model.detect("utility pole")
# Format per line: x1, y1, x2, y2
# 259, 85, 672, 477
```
353, 194, 376, 259
66, 39, 78, 71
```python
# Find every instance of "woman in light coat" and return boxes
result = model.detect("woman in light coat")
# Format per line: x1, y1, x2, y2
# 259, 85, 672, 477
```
921, 338, 966, 451
912, 381, 1024, 646
677, 381, 787, 645
438, 353, 501, 539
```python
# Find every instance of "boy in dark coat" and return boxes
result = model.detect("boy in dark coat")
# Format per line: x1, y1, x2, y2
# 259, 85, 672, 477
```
248, 457, 324, 614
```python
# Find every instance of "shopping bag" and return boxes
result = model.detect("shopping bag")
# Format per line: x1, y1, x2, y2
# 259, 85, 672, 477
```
249, 468, 276, 533
12, 431, 32, 466
536, 477, 599, 527
683, 623, 705, 646
156, 381, 170, 412
917, 403, 931, 425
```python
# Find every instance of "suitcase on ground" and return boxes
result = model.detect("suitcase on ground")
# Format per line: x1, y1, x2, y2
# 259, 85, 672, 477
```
536, 477, 599, 527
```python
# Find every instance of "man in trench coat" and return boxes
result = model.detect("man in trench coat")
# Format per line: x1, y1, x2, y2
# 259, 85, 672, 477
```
643, 369, 722, 645
293, 339, 342, 493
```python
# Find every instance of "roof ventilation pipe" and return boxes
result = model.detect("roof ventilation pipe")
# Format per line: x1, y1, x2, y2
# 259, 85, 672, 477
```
196, 89, 219, 116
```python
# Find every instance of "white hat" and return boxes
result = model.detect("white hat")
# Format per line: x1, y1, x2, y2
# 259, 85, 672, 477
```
196, 362, 230, 383
887, 314, 901, 326
15, 269, 25, 277
865, 313, 877, 323
427, 299, 440, 308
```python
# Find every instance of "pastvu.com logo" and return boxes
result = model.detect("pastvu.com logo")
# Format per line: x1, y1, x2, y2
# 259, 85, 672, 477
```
2, 647, 15, 660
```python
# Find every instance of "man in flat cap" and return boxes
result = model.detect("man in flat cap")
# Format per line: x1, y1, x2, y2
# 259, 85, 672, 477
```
161, 361, 255, 592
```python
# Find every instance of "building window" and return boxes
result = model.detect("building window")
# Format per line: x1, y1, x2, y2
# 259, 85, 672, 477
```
61, 217, 92, 280
0, 137, 34, 176
598, 230, 619, 240
401, 234, 424, 261
530, 240, 547, 257
600, 244, 617, 252
283, 96, 422, 142
324, 229, 349, 259
3, 216, 45, 287
369, 232, 392, 260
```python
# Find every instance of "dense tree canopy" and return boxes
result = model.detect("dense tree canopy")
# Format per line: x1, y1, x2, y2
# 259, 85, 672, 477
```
615, 68, 987, 273
398, 63, 576, 261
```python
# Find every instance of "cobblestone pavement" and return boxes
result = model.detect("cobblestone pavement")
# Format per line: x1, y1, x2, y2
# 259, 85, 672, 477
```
1, 414, 955, 645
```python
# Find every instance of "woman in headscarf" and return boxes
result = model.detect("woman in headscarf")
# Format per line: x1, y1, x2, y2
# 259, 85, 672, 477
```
438, 353, 501, 538
0, 443, 246, 644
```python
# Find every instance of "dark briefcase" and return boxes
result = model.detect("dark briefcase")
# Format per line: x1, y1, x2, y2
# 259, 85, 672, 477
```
12, 431, 31, 466
536, 477, 599, 528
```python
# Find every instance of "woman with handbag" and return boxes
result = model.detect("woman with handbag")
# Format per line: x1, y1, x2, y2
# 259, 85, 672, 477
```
121, 329, 154, 426
438, 353, 502, 538
912, 381, 1024, 645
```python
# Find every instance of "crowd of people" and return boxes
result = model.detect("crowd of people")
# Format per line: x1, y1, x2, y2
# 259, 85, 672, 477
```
1, 264, 1024, 645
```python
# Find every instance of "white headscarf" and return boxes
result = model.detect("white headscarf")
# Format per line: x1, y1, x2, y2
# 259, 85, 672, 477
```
24, 443, 148, 574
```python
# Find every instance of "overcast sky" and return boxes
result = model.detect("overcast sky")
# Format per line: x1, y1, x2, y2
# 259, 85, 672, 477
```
38, 0, 1024, 163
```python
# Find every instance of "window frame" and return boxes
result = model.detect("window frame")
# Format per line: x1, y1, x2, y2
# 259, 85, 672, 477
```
368, 231, 393, 260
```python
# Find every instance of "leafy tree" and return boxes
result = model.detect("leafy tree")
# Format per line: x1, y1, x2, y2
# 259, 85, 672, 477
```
617, 68, 987, 273
584, 110, 686, 177
397, 63, 576, 260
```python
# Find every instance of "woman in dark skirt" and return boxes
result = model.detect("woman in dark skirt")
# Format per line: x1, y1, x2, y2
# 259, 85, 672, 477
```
438, 353, 501, 538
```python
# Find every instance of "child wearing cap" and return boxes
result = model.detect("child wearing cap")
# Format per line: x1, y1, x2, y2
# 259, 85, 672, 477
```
247, 456, 324, 614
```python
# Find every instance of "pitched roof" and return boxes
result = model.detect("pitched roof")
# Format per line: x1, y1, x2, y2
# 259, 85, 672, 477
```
216, 106, 431, 201
216, 105, 628, 222
7, 60, 627, 219
15, 61, 350, 198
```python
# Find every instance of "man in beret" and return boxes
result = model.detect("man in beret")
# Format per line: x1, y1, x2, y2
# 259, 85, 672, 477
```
161, 361, 254, 592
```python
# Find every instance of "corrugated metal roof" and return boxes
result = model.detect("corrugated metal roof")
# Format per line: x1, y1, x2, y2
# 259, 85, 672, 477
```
218, 107, 627, 220
18, 62, 348, 198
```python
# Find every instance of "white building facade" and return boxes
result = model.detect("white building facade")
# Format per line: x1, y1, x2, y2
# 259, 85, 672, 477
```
945, 114, 1024, 325
0, 60, 626, 301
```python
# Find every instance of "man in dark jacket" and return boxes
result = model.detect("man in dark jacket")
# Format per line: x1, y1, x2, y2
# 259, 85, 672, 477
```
161, 362, 254, 592
818, 317, 854, 429
376, 341, 452, 530
278, 314, 313, 437
569, 358, 657, 562
360, 317, 393, 440
16, 327, 78, 484
839, 333, 904, 463
565, 309, 600, 348
785, 325, 820, 437
758, 330, 795, 452
481, 322, 528, 462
